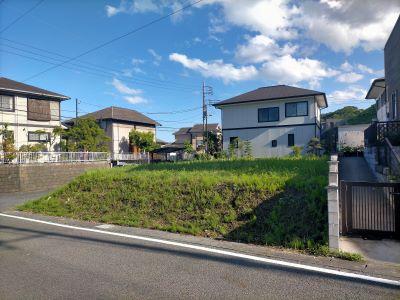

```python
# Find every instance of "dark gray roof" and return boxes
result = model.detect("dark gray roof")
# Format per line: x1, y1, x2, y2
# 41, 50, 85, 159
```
174, 127, 191, 135
189, 123, 220, 133
68, 106, 160, 126
0, 77, 69, 100
214, 85, 327, 107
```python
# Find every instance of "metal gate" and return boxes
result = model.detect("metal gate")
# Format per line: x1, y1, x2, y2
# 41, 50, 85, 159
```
340, 181, 400, 239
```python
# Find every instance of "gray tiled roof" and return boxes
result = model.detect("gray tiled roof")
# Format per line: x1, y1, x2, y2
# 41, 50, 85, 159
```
71, 106, 160, 126
214, 85, 326, 107
0, 77, 69, 99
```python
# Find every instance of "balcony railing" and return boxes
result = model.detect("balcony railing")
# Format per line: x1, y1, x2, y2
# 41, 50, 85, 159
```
365, 121, 400, 146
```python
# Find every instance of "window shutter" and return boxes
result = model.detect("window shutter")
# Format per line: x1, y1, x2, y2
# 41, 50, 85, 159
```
27, 99, 51, 121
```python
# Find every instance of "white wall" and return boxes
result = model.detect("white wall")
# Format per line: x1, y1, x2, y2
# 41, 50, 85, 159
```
0, 95, 61, 150
219, 96, 320, 157
337, 124, 369, 149
222, 125, 316, 158
110, 122, 156, 154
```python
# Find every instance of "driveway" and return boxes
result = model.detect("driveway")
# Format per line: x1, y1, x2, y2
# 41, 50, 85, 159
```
0, 213, 399, 299
339, 156, 377, 182
0, 190, 50, 211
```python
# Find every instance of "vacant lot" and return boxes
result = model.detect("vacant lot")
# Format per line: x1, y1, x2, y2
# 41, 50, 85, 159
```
19, 158, 330, 252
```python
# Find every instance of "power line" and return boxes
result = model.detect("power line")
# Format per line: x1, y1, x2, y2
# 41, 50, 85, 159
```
22, 0, 203, 82
0, 0, 45, 34
1, 49, 197, 93
1, 38, 199, 90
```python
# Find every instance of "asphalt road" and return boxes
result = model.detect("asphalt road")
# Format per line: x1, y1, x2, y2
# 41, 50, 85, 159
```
1, 215, 399, 299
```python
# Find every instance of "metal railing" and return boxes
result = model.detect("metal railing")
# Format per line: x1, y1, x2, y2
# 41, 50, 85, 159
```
112, 152, 149, 161
365, 121, 400, 146
0, 152, 110, 164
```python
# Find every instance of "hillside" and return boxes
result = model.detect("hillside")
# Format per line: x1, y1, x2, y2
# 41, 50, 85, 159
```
322, 105, 376, 125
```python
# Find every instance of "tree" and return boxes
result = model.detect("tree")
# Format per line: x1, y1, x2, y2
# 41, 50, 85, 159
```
306, 137, 323, 155
183, 140, 194, 154
243, 140, 252, 158
129, 130, 157, 152
0, 124, 16, 162
206, 131, 222, 156
64, 118, 110, 152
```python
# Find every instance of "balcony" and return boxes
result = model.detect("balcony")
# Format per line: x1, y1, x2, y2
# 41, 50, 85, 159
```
364, 121, 400, 146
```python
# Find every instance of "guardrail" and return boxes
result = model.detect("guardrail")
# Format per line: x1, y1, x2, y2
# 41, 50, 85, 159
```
0, 152, 110, 164
112, 152, 149, 161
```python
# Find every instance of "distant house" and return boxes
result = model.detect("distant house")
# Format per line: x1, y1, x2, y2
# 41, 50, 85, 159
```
213, 85, 327, 157
321, 118, 345, 132
65, 106, 160, 154
0, 77, 69, 150
173, 123, 220, 150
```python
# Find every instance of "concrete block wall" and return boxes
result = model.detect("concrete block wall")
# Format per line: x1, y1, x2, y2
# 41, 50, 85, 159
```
327, 155, 340, 250
0, 162, 110, 194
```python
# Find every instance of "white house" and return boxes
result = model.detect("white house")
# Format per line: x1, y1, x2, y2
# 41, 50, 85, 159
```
365, 77, 388, 122
65, 106, 160, 154
213, 85, 327, 157
0, 77, 69, 150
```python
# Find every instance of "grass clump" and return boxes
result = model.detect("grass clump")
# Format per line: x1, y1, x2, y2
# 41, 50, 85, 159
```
18, 157, 342, 257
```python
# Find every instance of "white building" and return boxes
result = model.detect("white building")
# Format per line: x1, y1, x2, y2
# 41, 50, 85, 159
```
65, 106, 160, 154
365, 78, 388, 122
337, 124, 370, 150
213, 85, 327, 158
0, 77, 69, 151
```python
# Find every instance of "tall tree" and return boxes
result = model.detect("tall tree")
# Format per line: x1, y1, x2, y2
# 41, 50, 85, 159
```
129, 130, 157, 152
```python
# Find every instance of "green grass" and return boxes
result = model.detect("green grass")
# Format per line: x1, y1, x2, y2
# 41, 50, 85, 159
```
18, 157, 360, 260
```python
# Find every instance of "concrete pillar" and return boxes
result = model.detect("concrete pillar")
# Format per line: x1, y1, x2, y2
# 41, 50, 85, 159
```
327, 155, 340, 250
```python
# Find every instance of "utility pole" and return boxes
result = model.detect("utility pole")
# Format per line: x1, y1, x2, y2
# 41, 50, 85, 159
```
75, 98, 80, 125
202, 82, 213, 154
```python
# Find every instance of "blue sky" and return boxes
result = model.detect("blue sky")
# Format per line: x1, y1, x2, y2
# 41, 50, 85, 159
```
1, 0, 400, 142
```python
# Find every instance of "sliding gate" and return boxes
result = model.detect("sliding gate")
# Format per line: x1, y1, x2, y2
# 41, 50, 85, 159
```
340, 181, 400, 239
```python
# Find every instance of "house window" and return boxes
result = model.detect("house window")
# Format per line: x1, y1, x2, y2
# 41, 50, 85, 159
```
0, 95, 14, 111
392, 91, 397, 119
230, 137, 239, 148
285, 101, 308, 117
288, 134, 294, 147
258, 107, 279, 122
28, 131, 50, 142
271, 140, 277, 147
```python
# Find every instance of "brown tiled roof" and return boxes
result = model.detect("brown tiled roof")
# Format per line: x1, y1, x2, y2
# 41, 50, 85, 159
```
214, 85, 327, 107
189, 123, 220, 133
0, 77, 69, 99
70, 106, 160, 126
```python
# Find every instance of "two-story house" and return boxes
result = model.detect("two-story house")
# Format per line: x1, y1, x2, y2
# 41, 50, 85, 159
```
0, 77, 69, 151
65, 106, 160, 154
173, 123, 220, 150
213, 85, 327, 158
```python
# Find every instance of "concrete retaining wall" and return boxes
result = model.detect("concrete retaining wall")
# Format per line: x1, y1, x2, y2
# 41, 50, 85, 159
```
0, 162, 110, 193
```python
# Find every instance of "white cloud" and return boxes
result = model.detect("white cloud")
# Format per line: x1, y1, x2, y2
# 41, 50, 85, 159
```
131, 58, 145, 65
124, 95, 147, 104
340, 61, 353, 72
327, 86, 367, 104
235, 34, 297, 64
357, 63, 383, 76
148, 49, 162, 65
336, 72, 363, 83
260, 54, 338, 88
200, 0, 400, 53
298, 0, 400, 53
105, 5, 122, 17
169, 53, 258, 83
111, 78, 147, 104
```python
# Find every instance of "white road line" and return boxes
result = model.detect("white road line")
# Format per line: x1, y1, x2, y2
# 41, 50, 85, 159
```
1, 212, 399, 287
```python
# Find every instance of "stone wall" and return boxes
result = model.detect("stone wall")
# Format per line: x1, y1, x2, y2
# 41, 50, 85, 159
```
0, 162, 110, 194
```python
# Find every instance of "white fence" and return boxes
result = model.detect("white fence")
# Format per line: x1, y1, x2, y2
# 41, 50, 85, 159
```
0, 152, 151, 164
112, 152, 149, 162
0, 152, 110, 164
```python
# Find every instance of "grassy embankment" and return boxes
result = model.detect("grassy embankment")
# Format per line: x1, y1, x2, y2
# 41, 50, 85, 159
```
18, 158, 361, 261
